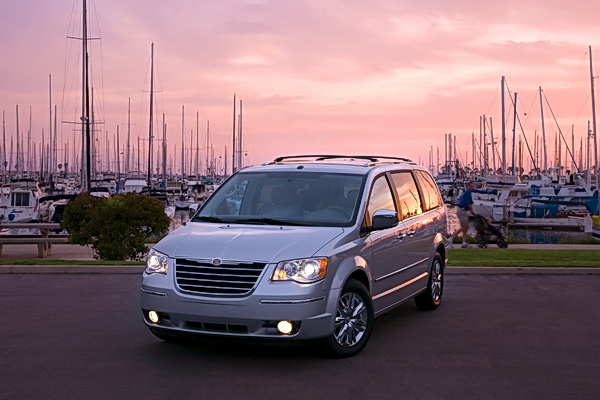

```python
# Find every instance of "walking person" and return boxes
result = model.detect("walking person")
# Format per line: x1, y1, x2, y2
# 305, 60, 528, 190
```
449, 181, 476, 248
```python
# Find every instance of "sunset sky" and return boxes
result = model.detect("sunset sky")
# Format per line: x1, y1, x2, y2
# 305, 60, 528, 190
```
1, 0, 599, 176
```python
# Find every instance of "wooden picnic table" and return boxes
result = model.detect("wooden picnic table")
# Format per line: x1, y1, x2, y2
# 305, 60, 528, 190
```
0, 222, 70, 258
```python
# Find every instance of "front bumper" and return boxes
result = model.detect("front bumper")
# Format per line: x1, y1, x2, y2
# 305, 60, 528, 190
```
140, 280, 340, 341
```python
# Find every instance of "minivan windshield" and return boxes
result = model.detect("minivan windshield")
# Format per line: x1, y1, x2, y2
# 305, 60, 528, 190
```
193, 171, 365, 227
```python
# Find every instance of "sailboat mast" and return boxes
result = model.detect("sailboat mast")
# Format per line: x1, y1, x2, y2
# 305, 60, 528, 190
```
162, 113, 166, 183
28, 106, 32, 175
116, 126, 120, 179
49, 74, 52, 178
238, 100, 244, 169
80, 0, 93, 192
539, 86, 548, 174
490, 116, 496, 174
81, 0, 86, 189
482, 115, 488, 177
41, 129, 45, 178
181, 105, 185, 179
587, 121, 591, 182
512, 93, 518, 176
54, 105, 57, 175
147, 42, 154, 187
195, 111, 200, 177
232, 94, 236, 173
206, 121, 210, 175
589, 45, 599, 189
127, 98, 131, 174
2, 110, 5, 173
501, 76, 506, 175
16, 105, 20, 175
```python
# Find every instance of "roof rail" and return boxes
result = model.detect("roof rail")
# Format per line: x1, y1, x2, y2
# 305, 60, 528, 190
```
270, 155, 413, 164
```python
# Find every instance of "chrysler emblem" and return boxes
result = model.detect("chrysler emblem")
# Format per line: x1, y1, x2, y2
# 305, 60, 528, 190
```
212, 258, 222, 266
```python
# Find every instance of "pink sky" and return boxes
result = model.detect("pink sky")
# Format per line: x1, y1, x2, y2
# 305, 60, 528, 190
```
1, 0, 599, 176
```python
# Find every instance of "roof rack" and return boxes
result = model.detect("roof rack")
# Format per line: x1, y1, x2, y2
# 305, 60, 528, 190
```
271, 155, 413, 163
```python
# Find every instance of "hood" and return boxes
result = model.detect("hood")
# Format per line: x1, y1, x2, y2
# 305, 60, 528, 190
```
155, 222, 345, 263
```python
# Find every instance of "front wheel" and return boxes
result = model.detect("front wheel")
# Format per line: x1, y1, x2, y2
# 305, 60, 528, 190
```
324, 279, 373, 358
414, 253, 444, 311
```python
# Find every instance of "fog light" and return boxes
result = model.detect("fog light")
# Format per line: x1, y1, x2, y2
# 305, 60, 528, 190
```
277, 320, 294, 335
148, 310, 160, 324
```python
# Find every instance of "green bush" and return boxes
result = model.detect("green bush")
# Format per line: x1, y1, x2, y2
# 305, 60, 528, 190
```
62, 193, 171, 261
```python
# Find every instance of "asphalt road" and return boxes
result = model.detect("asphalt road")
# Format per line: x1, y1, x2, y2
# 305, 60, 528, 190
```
1, 273, 599, 400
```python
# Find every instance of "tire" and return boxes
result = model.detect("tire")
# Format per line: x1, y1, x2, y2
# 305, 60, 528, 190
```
498, 241, 508, 249
414, 253, 444, 311
324, 279, 373, 358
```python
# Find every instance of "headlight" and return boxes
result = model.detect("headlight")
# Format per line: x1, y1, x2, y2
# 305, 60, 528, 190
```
272, 258, 327, 283
146, 249, 170, 275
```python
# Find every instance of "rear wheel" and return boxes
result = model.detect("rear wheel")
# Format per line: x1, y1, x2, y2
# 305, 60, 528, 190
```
414, 253, 444, 311
324, 279, 373, 358
498, 240, 508, 249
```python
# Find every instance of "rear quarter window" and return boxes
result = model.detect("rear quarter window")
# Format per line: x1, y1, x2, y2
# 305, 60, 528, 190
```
389, 171, 423, 219
414, 170, 442, 211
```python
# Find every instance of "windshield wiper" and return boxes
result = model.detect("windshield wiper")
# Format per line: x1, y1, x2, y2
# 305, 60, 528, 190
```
192, 216, 224, 223
234, 218, 305, 226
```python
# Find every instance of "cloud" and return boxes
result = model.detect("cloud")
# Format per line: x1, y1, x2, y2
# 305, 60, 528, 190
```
1, 0, 599, 172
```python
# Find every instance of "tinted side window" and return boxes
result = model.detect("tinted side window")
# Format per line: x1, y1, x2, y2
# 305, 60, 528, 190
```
390, 171, 423, 219
415, 170, 442, 211
366, 175, 396, 225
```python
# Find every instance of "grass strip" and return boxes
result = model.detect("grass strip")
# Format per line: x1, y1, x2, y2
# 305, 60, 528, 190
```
448, 249, 600, 268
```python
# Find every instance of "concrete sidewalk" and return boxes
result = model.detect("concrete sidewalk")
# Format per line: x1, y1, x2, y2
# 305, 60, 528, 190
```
0, 243, 599, 274
0, 243, 100, 260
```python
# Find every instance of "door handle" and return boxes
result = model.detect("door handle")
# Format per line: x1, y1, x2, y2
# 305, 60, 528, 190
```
397, 230, 416, 240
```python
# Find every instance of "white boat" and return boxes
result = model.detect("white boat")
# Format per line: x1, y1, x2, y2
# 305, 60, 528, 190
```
121, 171, 147, 194
89, 186, 111, 198
472, 181, 530, 218
51, 175, 79, 194
92, 173, 118, 195
0, 179, 49, 222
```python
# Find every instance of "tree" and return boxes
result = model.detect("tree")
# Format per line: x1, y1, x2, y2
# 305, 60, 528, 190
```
62, 193, 170, 261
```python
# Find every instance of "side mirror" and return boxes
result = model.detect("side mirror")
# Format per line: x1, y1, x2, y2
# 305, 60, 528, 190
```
371, 209, 399, 231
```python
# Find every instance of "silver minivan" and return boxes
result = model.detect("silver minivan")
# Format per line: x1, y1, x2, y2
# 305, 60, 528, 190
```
141, 155, 447, 357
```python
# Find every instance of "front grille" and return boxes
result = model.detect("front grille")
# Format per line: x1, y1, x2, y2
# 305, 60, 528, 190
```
175, 259, 267, 296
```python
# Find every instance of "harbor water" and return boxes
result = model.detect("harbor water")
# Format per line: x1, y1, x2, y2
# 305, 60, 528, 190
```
445, 205, 593, 244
